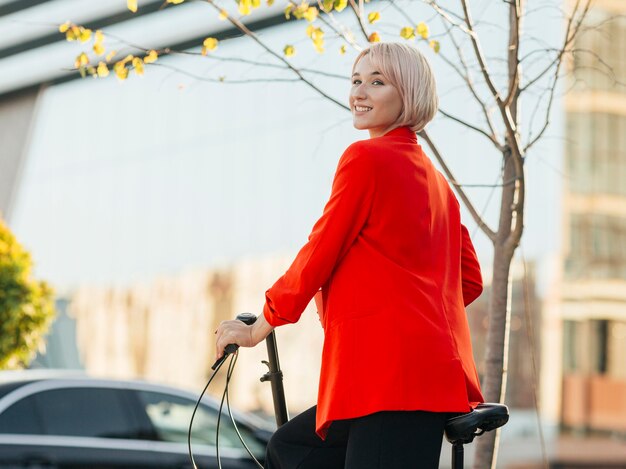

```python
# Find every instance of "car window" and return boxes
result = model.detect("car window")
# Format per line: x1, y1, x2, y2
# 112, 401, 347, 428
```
34, 387, 139, 439
0, 394, 43, 434
135, 390, 265, 457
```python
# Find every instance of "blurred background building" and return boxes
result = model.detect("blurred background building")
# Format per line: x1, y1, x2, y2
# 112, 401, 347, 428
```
558, 0, 626, 441
1, 0, 625, 467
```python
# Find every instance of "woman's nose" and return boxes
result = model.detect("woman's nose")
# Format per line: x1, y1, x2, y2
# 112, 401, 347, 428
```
351, 84, 367, 99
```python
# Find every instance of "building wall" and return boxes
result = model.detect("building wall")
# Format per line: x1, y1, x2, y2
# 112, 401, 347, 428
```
559, 0, 626, 434
68, 254, 324, 417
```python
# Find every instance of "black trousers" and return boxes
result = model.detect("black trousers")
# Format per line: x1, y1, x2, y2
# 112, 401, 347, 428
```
264, 406, 447, 469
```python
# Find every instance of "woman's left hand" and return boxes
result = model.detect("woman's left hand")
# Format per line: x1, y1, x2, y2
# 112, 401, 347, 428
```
215, 313, 273, 360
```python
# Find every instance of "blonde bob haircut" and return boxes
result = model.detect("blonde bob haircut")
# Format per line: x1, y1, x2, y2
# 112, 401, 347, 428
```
353, 43, 439, 133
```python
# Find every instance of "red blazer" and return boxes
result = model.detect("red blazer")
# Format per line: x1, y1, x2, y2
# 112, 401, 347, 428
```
263, 126, 484, 438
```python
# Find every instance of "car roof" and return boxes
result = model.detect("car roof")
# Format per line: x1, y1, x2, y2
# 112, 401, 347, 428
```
0, 369, 274, 431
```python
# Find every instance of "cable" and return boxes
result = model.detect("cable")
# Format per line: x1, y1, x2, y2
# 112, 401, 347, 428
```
225, 361, 265, 469
187, 358, 226, 469
189, 347, 266, 469
216, 352, 238, 469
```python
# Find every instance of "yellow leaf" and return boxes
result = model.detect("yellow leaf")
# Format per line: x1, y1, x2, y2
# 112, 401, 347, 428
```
266, 0, 274, 5
303, 6, 318, 22
252, 0, 260, 7
219, 9, 228, 20
416, 22, 429, 39
283, 45, 295, 56
203, 37, 218, 51
106, 50, 117, 61
429, 39, 440, 53
293, 2, 305, 19
97, 62, 109, 77
87, 65, 96, 76
284, 5, 293, 19
311, 27, 325, 53
95, 30, 104, 44
122, 54, 134, 64
59, 22, 70, 33
132, 57, 144, 75
79, 28, 92, 43
367, 11, 380, 24
306, 24, 314, 38
127, 0, 137, 13
166, 0, 185, 3
400, 26, 415, 40
238, 0, 252, 15
144, 50, 158, 64
339, 44, 346, 55
93, 43, 105, 56
66, 25, 80, 41
74, 52, 89, 69
368, 31, 380, 43
321, 0, 334, 12
313, 41, 324, 53
334, 0, 347, 12
115, 67, 129, 81
114, 61, 129, 80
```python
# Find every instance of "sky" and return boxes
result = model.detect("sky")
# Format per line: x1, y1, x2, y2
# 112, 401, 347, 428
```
7, 0, 567, 292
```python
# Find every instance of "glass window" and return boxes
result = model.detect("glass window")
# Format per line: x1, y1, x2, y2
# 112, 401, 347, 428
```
562, 320, 580, 373
590, 320, 609, 374
34, 387, 138, 439
607, 321, 626, 379
0, 394, 43, 434
135, 390, 265, 458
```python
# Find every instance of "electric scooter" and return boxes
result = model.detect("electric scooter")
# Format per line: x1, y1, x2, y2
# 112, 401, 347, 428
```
195, 312, 509, 469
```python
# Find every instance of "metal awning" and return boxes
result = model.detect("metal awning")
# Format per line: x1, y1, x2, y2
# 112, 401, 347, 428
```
0, 0, 286, 98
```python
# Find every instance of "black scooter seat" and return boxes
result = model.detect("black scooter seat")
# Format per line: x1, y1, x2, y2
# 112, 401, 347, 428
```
444, 403, 509, 445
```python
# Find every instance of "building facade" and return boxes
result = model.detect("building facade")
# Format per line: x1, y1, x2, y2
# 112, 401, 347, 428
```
558, 0, 626, 435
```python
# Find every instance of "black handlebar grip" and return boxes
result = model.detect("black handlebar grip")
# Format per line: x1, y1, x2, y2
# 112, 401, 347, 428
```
236, 312, 258, 325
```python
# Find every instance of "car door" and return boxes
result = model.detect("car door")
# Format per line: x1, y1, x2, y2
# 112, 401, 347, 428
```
0, 385, 160, 469
128, 389, 266, 469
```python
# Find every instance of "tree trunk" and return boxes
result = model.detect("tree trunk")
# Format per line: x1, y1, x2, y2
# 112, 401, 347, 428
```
472, 151, 519, 469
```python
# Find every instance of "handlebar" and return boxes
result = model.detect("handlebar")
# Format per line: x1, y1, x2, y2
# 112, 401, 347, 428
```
211, 313, 289, 427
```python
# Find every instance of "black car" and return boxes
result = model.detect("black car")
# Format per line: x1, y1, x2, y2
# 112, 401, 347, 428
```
0, 371, 272, 468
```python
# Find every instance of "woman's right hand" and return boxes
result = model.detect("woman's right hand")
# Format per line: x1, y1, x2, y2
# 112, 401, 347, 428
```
214, 312, 274, 360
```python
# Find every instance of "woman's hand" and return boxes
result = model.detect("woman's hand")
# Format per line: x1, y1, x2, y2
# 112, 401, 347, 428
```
215, 313, 274, 360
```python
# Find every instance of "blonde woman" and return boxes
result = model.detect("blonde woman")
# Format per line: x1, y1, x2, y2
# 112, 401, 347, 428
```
216, 42, 484, 469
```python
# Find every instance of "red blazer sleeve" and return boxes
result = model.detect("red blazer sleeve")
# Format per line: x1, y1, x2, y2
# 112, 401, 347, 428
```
461, 224, 483, 306
263, 144, 375, 327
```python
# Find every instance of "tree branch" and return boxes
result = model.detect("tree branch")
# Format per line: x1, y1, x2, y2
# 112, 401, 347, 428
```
203, 0, 349, 111
524, 0, 593, 153
460, 0, 503, 107
418, 130, 496, 241
440, 18, 501, 146
521, 0, 590, 92
148, 62, 301, 83
348, 0, 370, 41
502, 0, 521, 108
438, 108, 504, 150
422, 0, 469, 29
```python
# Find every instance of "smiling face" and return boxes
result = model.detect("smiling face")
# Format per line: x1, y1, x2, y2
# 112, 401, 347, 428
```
350, 54, 404, 139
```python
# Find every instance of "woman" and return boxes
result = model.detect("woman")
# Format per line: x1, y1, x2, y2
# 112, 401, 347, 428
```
215, 42, 484, 469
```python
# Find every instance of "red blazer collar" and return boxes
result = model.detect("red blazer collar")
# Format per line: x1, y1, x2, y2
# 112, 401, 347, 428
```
381, 126, 417, 142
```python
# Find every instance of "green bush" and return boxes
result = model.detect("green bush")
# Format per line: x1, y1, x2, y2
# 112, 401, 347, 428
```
0, 218, 55, 369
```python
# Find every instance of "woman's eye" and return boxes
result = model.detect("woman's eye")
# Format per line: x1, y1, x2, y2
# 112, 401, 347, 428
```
352, 80, 361, 85
372, 80, 384, 85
